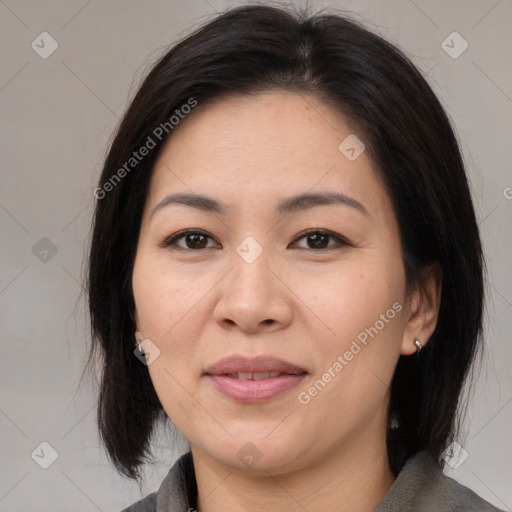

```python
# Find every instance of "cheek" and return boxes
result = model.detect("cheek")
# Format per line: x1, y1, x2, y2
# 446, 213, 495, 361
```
132, 255, 211, 402
291, 258, 404, 351
132, 259, 202, 428
132, 254, 205, 339
292, 258, 405, 408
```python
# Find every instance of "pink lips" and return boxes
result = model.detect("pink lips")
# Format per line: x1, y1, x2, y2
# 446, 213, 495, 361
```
204, 355, 308, 403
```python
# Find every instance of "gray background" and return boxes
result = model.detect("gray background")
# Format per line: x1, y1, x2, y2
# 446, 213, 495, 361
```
1, 0, 511, 511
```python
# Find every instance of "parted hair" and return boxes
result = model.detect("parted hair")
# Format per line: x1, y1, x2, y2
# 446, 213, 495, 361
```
86, 4, 485, 481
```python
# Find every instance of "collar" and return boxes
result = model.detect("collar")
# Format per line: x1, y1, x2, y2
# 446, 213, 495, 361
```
151, 450, 501, 512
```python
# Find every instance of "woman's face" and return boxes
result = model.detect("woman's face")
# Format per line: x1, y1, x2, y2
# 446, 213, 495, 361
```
132, 91, 417, 474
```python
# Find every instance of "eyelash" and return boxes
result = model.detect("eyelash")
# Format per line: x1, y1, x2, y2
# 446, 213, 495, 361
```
160, 229, 350, 252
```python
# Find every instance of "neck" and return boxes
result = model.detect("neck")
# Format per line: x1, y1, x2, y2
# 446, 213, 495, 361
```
192, 437, 395, 512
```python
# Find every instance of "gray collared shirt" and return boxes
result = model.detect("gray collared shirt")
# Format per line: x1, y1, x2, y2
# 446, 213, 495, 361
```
121, 451, 504, 511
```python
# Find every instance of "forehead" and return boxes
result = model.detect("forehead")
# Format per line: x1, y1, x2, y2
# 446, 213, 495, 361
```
146, 91, 391, 220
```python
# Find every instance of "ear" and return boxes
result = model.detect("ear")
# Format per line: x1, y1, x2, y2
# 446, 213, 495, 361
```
401, 263, 443, 356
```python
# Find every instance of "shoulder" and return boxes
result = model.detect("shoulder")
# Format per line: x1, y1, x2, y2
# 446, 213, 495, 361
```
419, 467, 504, 511
376, 451, 505, 512
119, 452, 196, 512
120, 492, 157, 512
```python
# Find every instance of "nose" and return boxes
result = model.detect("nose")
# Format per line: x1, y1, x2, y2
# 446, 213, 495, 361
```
212, 248, 293, 334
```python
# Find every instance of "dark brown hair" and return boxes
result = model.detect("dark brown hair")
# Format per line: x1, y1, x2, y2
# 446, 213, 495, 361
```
86, 4, 484, 481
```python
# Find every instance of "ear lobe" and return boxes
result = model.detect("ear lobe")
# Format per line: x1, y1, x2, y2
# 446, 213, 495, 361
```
400, 263, 443, 356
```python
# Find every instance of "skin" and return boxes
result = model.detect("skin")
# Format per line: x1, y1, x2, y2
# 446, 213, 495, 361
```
132, 91, 442, 512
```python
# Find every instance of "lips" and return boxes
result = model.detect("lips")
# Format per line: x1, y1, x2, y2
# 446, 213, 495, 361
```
204, 355, 308, 402
204, 354, 307, 377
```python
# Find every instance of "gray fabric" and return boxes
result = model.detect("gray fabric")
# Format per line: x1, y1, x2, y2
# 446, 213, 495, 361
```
374, 452, 503, 511
121, 451, 504, 511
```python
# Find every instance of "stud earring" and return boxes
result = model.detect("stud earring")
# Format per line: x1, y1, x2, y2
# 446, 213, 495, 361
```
414, 339, 422, 353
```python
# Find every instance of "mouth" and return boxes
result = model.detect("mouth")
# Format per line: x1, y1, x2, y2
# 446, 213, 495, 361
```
204, 355, 308, 402
222, 371, 296, 380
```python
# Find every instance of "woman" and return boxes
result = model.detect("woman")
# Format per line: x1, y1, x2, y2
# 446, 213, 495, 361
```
87, 4, 504, 511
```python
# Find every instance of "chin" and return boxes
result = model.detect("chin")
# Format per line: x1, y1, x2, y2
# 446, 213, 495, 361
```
193, 432, 311, 475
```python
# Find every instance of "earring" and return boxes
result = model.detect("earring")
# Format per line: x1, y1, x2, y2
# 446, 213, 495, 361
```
414, 339, 422, 353
135, 337, 145, 355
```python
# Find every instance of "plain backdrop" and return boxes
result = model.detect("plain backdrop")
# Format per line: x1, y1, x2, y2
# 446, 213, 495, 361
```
1, 1, 511, 511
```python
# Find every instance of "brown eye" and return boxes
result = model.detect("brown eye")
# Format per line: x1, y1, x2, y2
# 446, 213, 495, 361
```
162, 230, 218, 250
292, 230, 349, 250
161, 229, 349, 252
184, 233, 208, 249
306, 233, 330, 249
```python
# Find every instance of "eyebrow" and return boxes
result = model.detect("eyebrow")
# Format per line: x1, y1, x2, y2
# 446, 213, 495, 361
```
151, 191, 369, 218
